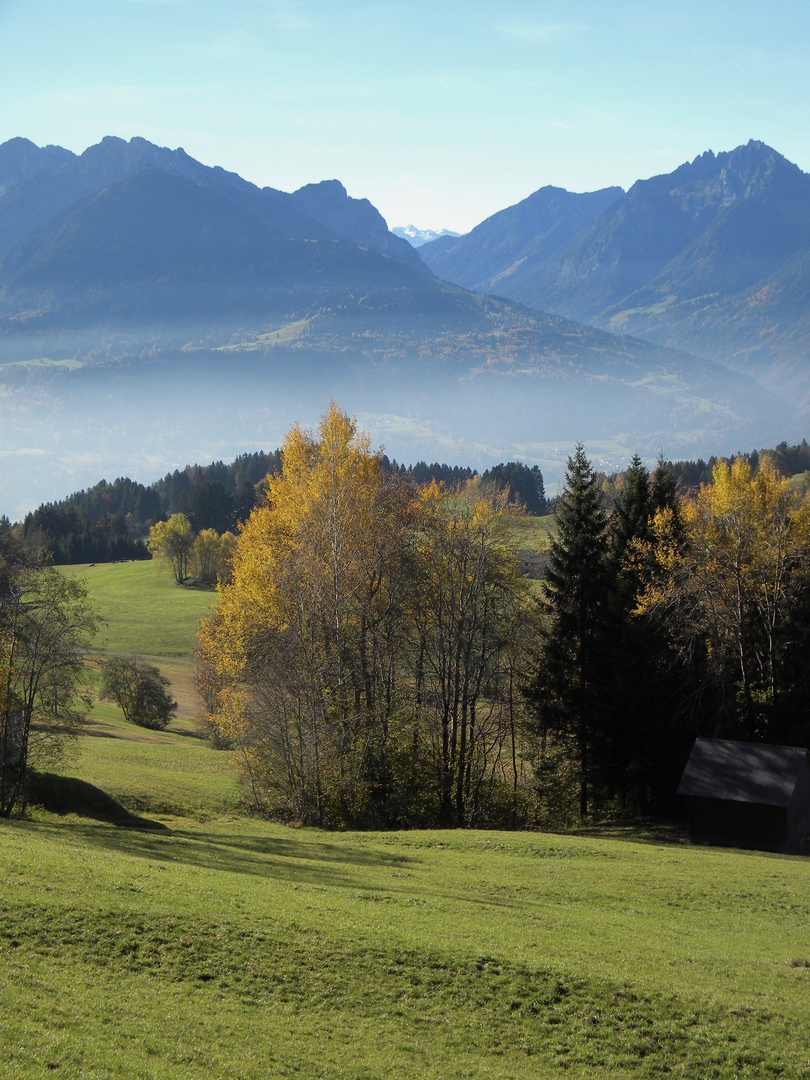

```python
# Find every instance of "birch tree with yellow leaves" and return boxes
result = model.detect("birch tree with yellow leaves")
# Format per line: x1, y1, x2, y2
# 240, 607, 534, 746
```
197, 404, 416, 824
640, 457, 810, 738
197, 404, 532, 827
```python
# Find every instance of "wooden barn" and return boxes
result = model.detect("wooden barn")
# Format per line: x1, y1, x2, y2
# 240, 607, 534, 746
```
677, 737, 810, 854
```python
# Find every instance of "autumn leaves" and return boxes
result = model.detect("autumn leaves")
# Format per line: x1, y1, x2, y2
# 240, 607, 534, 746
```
197, 404, 531, 828
196, 405, 810, 827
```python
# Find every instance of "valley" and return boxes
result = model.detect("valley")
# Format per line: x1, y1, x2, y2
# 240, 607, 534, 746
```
1, 135, 805, 517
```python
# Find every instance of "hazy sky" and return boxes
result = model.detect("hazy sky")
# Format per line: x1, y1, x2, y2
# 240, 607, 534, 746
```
2, 0, 809, 233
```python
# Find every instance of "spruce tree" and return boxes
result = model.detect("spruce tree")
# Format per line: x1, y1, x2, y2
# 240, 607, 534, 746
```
610, 453, 652, 569
529, 444, 612, 816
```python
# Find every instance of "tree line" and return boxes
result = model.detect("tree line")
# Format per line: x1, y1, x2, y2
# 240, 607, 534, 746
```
3, 405, 810, 827
14, 430, 810, 570
15, 450, 547, 566
17, 452, 282, 564
197, 407, 810, 829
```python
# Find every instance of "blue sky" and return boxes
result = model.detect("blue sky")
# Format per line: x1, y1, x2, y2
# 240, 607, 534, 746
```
2, 0, 809, 232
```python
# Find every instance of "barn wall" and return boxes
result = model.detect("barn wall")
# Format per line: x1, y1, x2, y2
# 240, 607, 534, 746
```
787, 761, 810, 854
689, 797, 787, 853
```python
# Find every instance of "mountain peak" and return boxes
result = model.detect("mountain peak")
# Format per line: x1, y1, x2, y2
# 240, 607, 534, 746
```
419, 183, 623, 291
392, 225, 460, 248
294, 179, 348, 199
0, 138, 74, 194
290, 180, 421, 266
679, 139, 800, 184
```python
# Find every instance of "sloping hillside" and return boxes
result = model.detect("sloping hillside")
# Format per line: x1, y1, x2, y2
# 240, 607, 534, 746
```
420, 184, 622, 294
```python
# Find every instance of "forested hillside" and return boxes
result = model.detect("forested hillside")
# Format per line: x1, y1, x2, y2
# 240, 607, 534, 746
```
18, 451, 281, 564
16, 437, 808, 567
16, 450, 545, 565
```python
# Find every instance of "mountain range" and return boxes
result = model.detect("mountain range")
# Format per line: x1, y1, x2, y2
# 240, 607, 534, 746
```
0, 133, 761, 384
420, 141, 810, 408
0, 134, 802, 517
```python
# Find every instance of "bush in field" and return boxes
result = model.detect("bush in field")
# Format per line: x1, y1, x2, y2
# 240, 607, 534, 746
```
101, 656, 177, 730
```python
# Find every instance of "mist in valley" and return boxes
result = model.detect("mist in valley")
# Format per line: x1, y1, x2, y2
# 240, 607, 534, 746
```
0, 332, 795, 520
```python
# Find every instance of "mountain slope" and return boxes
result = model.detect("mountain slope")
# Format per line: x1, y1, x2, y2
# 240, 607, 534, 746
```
290, 180, 420, 266
419, 185, 623, 293
0, 168, 438, 329
0, 135, 796, 519
0, 135, 415, 266
0, 152, 780, 434
514, 141, 810, 321
0, 137, 74, 196
434, 141, 810, 405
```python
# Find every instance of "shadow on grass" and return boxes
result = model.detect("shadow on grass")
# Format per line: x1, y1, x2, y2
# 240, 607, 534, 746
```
24, 820, 569, 914
571, 818, 689, 846
29, 818, 427, 894
164, 724, 208, 740
28, 772, 168, 831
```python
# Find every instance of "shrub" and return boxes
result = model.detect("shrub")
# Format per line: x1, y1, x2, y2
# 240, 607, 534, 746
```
101, 656, 177, 730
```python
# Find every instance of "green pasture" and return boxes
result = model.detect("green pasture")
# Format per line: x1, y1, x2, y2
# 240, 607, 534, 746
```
62, 702, 241, 820
2, 816, 810, 1078
61, 559, 214, 658
0, 555, 804, 1077
510, 512, 553, 550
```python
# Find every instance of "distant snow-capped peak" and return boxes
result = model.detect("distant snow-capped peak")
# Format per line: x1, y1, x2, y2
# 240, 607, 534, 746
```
392, 224, 460, 248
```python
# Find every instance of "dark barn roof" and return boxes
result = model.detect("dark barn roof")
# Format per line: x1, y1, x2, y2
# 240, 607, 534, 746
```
677, 738, 809, 807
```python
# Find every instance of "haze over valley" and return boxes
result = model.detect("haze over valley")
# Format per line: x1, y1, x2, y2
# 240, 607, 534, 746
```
1, 135, 805, 517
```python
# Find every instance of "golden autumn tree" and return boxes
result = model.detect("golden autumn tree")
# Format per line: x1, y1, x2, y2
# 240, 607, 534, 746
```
639, 457, 810, 737
197, 403, 413, 825
148, 513, 194, 584
198, 404, 534, 827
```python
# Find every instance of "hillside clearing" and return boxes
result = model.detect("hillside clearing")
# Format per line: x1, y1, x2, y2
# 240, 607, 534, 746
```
2, 556, 802, 1077
61, 559, 214, 659
3, 816, 810, 1078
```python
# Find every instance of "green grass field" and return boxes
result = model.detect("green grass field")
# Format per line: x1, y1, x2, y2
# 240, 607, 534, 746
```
2, 558, 810, 1077
61, 559, 215, 658
3, 819, 810, 1078
510, 512, 554, 550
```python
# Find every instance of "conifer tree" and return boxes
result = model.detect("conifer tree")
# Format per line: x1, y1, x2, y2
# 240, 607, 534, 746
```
610, 453, 652, 570
651, 453, 679, 519
528, 444, 612, 816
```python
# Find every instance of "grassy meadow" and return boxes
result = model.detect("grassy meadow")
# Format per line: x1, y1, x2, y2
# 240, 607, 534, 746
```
61, 559, 215, 658
2, 558, 810, 1078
